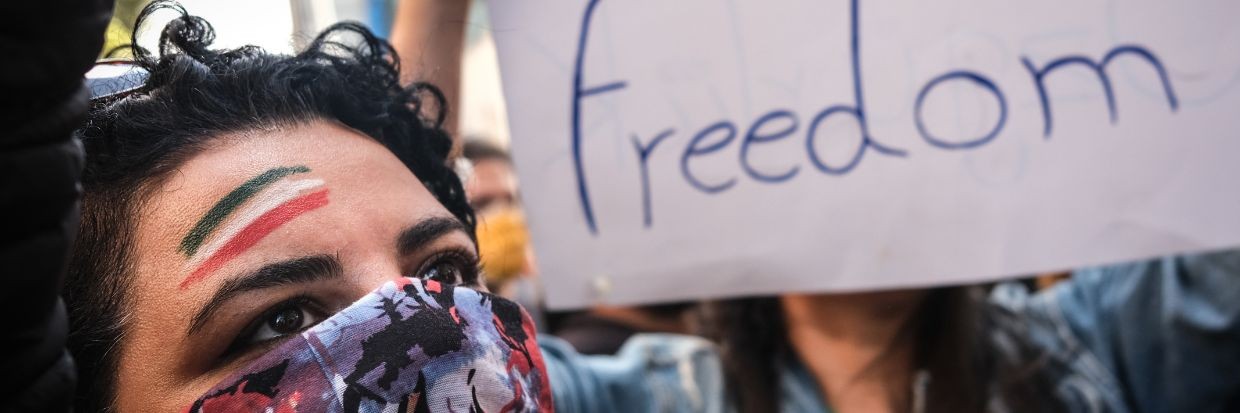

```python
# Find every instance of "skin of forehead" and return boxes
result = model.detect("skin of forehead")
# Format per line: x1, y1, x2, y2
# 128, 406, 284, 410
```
177, 175, 330, 289
177, 165, 313, 258
111, 120, 454, 411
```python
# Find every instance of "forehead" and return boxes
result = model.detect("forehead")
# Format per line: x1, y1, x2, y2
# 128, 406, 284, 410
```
169, 122, 407, 188
131, 120, 445, 286
159, 121, 427, 208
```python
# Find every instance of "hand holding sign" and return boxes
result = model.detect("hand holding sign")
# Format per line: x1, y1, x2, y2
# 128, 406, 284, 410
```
489, 0, 1240, 309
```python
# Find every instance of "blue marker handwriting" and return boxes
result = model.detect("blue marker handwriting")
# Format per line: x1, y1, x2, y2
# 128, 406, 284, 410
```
570, 0, 1179, 234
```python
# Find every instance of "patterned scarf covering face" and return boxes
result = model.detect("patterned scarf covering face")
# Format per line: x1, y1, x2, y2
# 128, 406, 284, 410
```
186, 278, 553, 412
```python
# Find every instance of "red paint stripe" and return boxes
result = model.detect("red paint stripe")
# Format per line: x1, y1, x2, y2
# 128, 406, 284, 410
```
180, 189, 330, 289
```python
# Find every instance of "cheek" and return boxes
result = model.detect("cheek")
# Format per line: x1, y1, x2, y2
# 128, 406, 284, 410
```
112, 268, 235, 411
112, 294, 182, 407
113, 345, 212, 413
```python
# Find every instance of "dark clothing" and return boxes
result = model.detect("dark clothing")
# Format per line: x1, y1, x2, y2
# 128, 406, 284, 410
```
553, 313, 641, 356
1, 0, 113, 411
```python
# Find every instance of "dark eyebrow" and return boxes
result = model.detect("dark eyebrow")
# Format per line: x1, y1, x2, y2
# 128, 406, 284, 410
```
187, 254, 343, 336
397, 216, 472, 256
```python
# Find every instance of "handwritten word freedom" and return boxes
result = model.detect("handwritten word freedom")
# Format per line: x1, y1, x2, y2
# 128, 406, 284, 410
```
570, 0, 1180, 234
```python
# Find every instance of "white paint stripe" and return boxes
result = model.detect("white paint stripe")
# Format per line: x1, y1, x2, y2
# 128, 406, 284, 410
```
185, 178, 325, 270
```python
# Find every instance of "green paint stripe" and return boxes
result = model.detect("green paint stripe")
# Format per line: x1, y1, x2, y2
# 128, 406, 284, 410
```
178, 165, 311, 256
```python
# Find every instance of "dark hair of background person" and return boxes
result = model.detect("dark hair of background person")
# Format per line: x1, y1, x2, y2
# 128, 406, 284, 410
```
461, 138, 512, 164
704, 287, 1064, 413
62, 2, 474, 411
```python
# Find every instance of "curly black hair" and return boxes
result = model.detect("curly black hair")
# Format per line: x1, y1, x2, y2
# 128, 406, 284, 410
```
63, 2, 473, 411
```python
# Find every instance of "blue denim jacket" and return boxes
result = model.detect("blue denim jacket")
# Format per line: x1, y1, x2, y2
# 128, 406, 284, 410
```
539, 250, 1240, 412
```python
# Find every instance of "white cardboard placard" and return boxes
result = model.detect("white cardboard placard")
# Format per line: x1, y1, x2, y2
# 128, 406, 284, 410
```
488, 0, 1240, 309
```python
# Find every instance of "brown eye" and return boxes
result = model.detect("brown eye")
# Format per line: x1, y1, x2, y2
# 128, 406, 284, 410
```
267, 306, 304, 334
241, 301, 320, 346
411, 251, 481, 286
420, 261, 464, 284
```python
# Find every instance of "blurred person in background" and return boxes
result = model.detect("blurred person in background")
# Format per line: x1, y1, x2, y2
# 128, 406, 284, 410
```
460, 139, 548, 330
461, 139, 530, 292
387, 0, 704, 359
457, 139, 696, 348
708, 253, 1240, 413
545, 252, 1240, 413
459, 139, 695, 354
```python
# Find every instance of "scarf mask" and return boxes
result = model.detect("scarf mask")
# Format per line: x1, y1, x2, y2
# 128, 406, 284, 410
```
185, 278, 553, 412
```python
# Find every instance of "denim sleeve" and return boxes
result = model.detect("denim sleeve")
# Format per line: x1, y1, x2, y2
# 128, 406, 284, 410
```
1052, 249, 1240, 412
538, 333, 726, 413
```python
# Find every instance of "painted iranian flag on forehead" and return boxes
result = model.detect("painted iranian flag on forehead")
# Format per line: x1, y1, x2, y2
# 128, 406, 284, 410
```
179, 165, 330, 289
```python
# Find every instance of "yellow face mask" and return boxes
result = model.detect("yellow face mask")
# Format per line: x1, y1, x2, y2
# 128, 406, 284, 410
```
476, 207, 530, 289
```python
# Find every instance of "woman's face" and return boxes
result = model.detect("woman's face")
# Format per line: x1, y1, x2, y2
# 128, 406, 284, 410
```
111, 120, 480, 411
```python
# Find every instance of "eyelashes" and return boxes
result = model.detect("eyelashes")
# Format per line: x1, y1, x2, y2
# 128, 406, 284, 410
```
217, 247, 481, 363
409, 248, 482, 287
220, 294, 326, 363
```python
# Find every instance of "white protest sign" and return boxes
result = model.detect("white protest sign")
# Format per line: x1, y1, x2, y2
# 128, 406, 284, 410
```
488, 0, 1240, 309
